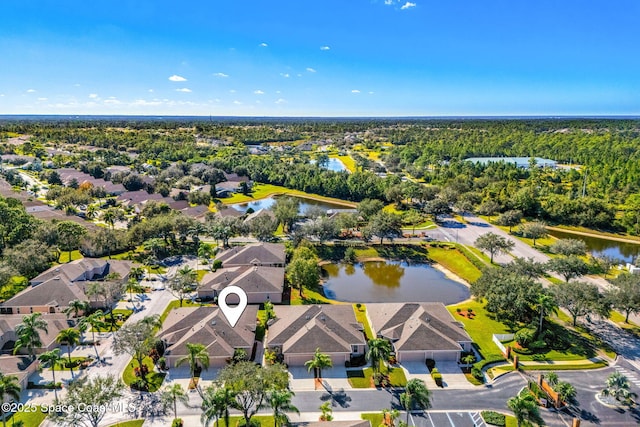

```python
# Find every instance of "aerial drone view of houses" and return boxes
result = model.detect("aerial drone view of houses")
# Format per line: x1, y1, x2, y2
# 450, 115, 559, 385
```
1, 119, 640, 427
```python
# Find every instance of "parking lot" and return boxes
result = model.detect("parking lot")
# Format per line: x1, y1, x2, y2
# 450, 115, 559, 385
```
411, 411, 486, 427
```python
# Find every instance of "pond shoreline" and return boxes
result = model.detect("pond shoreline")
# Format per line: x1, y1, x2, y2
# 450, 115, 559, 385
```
547, 226, 640, 245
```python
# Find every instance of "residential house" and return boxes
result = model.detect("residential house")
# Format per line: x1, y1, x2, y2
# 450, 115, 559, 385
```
198, 265, 284, 304
158, 306, 258, 368
367, 303, 472, 362
265, 305, 366, 366
0, 259, 132, 315
0, 314, 73, 357
0, 356, 38, 390
242, 208, 276, 227
216, 242, 286, 268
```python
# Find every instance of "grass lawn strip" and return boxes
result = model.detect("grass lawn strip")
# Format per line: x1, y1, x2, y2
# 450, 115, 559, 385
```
122, 355, 165, 392
105, 421, 145, 427
6, 407, 47, 426
426, 245, 482, 283
353, 304, 375, 340
347, 363, 407, 388
220, 183, 357, 208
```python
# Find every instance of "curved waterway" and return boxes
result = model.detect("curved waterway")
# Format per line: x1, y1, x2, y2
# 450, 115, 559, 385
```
321, 261, 470, 304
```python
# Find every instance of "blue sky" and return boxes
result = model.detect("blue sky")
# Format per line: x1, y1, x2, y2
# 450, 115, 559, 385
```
1, 0, 638, 116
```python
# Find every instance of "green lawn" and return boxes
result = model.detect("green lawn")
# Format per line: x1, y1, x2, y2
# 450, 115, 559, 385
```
6, 407, 47, 426
0, 275, 28, 301
200, 415, 276, 427
347, 363, 407, 388
256, 309, 266, 341
361, 413, 385, 426
353, 304, 375, 340
93, 309, 134, 332
58, 250, 84, 263
331, 154, 357, 172
122, 356, 166, 392
105, 420, 145, 427
52, 356, 93, 371
426, 245, 482, 283
290, 286, 337, 305
447, 300, 510, 366
220, 183, 357, 208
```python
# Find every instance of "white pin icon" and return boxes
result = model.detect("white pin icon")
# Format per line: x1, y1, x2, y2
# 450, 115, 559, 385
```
218, 285, 248, 327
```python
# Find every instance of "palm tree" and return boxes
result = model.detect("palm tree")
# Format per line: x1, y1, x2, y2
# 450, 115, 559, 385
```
602, 372, 637, 405
130, 266, 145, 281
201, 385, 234, 427
366, 338, 392, 375
305, 348, 332, 379
175, 343, 210, 382
38, 349, 63, 403
63, 299, 89, 319
161, 383, 189, 421
0, 373, 21, 427
536, 292, 558, 335
78, 310, 106, 360
267, 389, 299, 427
400, 379, 432, 425
56, 328, 80, 375
507, 392, 542, 427
13, 313, 48, 360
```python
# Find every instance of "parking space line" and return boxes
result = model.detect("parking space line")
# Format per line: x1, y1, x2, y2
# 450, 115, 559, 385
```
445, 412, 456, 426
426, 412, 435, 427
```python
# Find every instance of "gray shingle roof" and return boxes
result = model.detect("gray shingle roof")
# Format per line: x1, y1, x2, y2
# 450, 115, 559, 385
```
216, 243, 285, 267
267, 305, 365, 354
200, 265, 284, 295
368, 303, 471, 352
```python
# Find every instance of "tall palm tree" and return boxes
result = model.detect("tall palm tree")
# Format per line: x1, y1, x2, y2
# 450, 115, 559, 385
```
78, 310, 106, 360
536, 292, 558, 335
507, 392, 542, 427
201, 384, 235, 427
38, 349, 63, 403
63, 299, 89, 319
13, 313, 48, 360
160, 383, 189, 421
400, 379, 432, 425
175, 343, 210, 382
56, 328, 80, 376
304, 348, 333, 379
0, 373, 21, 427
267, 389, 299, 427
366, 338, 392, 375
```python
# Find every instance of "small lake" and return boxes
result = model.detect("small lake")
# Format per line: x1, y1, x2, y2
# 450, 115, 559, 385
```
310, 158, 348, 172
231, 195, 350, 215
547, 229, 640, 264
321, 261, 470, 304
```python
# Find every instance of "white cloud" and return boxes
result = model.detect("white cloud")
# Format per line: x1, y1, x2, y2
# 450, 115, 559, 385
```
351, 89, 361, 94
176, 88, 192, 93
37, 97, 48, 101
26, 89, 36, 93
280, 73, 290, 78
74, 83, 81, 87
275, 90, 281, 94
306, 67, 317, 73
229, 89, 236, 93
214, 72, 229, 78
401, 1, 416, 9
169, 75, 187, 82
259, 42, 268, 47
320, 46, 330, 51
369, 91, 375, 95
275, 98, 287, 104
148, 89, 154, 93
89, 93, 99, 99
385, 0, 393, 4
254, 90, 265, 95
0, 94, 4, 97
104, 97, 121, 105
132, 99, 163, 106
233, 100, 242, 105
255, 100, 262, 104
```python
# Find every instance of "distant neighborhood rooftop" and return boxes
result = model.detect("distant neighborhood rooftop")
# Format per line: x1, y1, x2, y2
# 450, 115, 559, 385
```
465, 157, 557, 168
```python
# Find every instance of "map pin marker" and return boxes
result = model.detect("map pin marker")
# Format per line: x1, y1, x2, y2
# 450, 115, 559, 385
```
218, 285, 248, 327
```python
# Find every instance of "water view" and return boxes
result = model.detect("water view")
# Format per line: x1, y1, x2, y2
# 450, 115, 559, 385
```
321, 261, 470, 304
310, 157, 348, 172
231, 195, 350, 215
548, 229, 640, 264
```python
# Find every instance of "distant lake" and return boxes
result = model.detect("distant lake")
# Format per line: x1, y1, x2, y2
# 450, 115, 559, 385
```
310, 157, 348, 172
547, 229, 640, 264
321, 261, 470, 304
231, 195, 350, 215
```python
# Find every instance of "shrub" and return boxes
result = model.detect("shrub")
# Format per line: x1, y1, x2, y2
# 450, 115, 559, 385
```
425, 358, 436, 371
528, 340, 547, 351
131, 378, 148, 391
481, 411, 506, 426
344, 247, 357, 264
431, 368, 443, 387
212, 259, 223, 271
172, 419, 184, 427
472, 367, 484, 382
515, 327, 537, 347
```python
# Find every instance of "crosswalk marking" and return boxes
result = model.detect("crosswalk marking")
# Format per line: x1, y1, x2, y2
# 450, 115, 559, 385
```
470, 412, 486, 427
615, 366, 640, 389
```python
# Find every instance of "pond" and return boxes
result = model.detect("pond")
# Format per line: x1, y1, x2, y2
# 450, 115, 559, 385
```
310, 157, 348, 172
231, 195, 350, 215
547, 229, 640, 264
321, 261, 470, 304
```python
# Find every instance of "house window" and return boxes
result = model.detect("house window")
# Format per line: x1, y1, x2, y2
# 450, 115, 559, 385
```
30, 307, 33, 313
351, 345, 359, 353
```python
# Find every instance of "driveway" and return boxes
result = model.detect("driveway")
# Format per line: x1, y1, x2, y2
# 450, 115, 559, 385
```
289, 365, 353, 391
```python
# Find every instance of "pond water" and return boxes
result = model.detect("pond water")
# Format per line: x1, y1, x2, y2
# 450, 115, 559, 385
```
310, 157, 348, 172
231, 195, 349, 215
547, 229, 640, 264
321, 261, 470, 304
